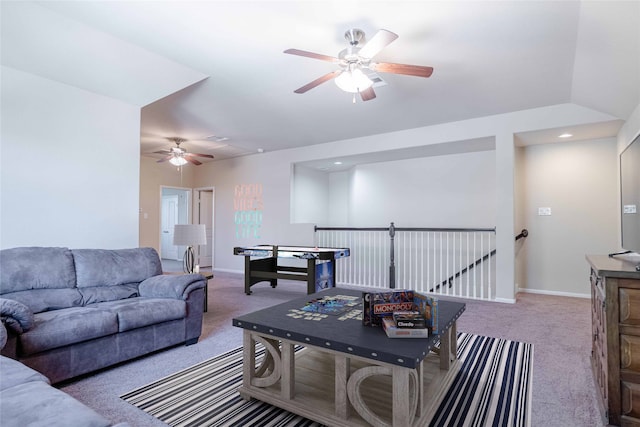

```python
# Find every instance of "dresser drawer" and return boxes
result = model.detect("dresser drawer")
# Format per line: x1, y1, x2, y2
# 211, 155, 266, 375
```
622, 335, 640, 372
622, 381, 640, 420
621, 289, 640, 325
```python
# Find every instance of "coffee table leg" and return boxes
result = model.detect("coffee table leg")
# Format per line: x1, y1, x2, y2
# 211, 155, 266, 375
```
242, 331, 255, 394
392, 366, 413, 427
281, 342, 295, 399
415, 360, 424, 417
440, 321, 457, 370
335, 355, 350, 420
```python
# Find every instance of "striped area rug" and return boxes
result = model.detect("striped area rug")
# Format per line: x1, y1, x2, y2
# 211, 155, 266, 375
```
120, 333, 533, 427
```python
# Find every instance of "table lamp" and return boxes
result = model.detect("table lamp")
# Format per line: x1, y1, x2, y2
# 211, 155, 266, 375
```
173, 224, 207, 273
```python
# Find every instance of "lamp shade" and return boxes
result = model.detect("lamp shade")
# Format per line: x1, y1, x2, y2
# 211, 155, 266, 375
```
173, 224, 207, 246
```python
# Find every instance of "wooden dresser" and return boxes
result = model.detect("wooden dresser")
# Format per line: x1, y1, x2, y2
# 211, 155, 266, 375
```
588, 255, 640, 426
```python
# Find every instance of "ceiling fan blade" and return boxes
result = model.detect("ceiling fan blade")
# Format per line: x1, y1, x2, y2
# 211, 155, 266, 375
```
360, 87, 376, 102
187, 153, 215, 159
284, 49, 339, 63
372, 62, 434, 78
186, 157, 202, 166
153, 150, 172, 155
156, 155, 173, 163
294, 70, 342, 94
358, 29, 398, 59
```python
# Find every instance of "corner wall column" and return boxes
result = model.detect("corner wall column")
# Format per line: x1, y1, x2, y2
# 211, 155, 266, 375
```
495, 131, 516, 302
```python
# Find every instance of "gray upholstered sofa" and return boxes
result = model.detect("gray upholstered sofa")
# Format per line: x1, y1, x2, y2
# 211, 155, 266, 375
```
0, 246, 205, 384
0, 327, 129, 427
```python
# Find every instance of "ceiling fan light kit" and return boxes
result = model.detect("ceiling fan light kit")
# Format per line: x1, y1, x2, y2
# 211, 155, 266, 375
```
169, 156, 188, 166
334, 67, 373, 93
285, 28, 433, 101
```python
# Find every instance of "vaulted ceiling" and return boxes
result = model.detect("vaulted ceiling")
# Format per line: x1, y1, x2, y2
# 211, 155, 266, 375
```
2, 1, 639, 163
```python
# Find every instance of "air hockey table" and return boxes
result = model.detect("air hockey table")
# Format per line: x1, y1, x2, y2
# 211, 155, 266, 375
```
233, 245, 350, 295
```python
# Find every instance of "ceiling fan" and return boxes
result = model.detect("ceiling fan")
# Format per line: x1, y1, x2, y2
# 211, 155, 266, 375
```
154, 137, 214, 166
284, 28, 434, 102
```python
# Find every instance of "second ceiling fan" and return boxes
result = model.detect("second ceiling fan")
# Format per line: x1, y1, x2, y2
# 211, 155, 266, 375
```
284, 28, 434, 102
155, 138, 214, 166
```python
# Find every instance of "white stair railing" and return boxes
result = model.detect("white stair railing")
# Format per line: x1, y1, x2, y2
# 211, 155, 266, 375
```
315, 223, 502, 301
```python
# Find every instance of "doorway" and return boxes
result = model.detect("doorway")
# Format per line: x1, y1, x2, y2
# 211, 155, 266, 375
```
194, 187, 215, 268
160, 186, 191, 262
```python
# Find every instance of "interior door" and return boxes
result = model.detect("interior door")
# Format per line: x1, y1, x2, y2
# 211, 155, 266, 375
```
197, 189, 214, 267
161, 195, 180, 260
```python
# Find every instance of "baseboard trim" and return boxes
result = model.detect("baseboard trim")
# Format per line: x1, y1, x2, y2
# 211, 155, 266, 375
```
212, 268, 243, 275
209, 272, 591, 300
517, 287, 590, 299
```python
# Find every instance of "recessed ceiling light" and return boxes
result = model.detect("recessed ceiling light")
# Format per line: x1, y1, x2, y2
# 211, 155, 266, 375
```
334, 161, 343, 165
257, 148, 264, 153
205, 135, 229, 142
558, 133, 573, 138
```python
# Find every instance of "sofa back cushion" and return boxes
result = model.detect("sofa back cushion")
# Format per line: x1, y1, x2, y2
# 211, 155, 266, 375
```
0, 247, 82, 313
0, 247, 77, 293
73, 247, 162, 289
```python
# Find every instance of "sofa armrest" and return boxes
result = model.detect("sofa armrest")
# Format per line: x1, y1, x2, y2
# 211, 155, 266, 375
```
0, 298, 34, 334
138, 274, 205, 300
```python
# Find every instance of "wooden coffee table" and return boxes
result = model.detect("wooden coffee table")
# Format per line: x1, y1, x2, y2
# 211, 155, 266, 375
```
233, 288, 465, 427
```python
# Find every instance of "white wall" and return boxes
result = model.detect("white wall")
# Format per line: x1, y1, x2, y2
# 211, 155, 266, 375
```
328, 171, 350, 226
519, 138, 618, 296
291, 165, 329, 224
345, 150, 496, 228
1, 66, 141, 249
514, 146, 528, 291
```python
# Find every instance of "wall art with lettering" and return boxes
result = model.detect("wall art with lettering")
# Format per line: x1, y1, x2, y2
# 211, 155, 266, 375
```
234, 183, 263, 239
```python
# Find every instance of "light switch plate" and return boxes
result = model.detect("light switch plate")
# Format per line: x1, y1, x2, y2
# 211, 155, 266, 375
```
538, 207, 552, 216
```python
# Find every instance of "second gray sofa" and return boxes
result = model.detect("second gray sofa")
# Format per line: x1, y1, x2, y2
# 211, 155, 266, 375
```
0, 246, 206, 384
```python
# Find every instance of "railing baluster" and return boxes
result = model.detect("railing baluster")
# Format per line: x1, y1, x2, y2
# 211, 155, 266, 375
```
480, 232, 485, 300
488, 233, 492, 300
466, 233, 470, 298
433, 232, 437, 295
420, 232, 424, 293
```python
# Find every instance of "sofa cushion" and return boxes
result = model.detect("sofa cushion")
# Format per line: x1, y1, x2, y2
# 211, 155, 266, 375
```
0, 355, 50, 391
78, 283, 139, 305
2, 289, 83, 314
0, 380, 112, 427
19, 307, 118, 355
0, 247, 76, 294
88, 298, 186, 332
73, 248, 162, 288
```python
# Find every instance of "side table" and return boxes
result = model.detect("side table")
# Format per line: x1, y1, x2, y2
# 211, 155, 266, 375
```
198, 272, 213, 312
